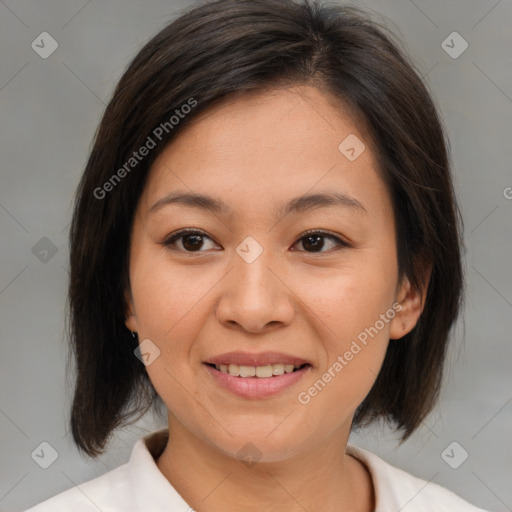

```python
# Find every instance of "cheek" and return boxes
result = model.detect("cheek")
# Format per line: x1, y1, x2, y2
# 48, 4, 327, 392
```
293, 260, 397, 342
130, 247, 215, 338
128, 253, 215, 403
291, 263, 396, 418
130, 257, 207, 415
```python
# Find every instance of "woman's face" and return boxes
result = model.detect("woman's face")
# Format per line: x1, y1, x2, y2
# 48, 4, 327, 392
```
125, 85, 421, 462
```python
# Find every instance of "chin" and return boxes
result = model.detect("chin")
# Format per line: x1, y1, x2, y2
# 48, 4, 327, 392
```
197, 420, 311, 464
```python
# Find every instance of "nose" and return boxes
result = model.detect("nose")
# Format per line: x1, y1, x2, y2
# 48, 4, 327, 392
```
215, 247, 295, 334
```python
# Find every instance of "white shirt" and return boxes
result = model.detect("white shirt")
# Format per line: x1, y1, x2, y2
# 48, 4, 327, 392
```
25, 428, 489, 511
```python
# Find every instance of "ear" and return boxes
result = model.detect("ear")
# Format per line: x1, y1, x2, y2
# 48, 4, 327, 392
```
124, 288, 138, 333
389, 266, 431, 340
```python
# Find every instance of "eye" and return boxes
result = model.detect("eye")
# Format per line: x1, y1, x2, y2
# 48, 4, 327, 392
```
291, 229, 349, 253
161, 228, 349, 254
161, 229, 218, 253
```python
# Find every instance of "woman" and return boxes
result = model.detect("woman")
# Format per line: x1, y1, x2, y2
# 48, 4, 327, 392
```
26, 0, 490, 510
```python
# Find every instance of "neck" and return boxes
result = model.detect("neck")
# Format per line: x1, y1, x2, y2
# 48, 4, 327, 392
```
155, 420, 374, 512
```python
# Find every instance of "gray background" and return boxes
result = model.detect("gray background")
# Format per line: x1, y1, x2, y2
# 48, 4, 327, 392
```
0, 0, 511, 511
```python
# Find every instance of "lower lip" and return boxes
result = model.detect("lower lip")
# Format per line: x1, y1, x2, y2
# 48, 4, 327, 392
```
203, 364, 311, 399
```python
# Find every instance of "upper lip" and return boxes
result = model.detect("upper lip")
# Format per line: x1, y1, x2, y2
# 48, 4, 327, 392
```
204, 351, 311, 367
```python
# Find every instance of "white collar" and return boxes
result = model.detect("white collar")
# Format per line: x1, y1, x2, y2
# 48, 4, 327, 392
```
124, 428, 484, 511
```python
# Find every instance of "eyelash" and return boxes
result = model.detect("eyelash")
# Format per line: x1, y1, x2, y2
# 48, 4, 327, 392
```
161, 228, 350, 254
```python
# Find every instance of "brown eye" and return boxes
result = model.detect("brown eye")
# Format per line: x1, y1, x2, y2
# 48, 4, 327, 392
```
162, 230, 217, 252
162, 229, 348, 254
181, 233, 205, 251
292, 230, 348, 253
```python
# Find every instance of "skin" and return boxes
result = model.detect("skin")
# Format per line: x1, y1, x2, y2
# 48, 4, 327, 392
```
125, 85, 428, 512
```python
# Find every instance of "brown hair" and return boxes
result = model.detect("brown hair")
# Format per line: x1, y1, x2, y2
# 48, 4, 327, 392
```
67, 0, 464, 457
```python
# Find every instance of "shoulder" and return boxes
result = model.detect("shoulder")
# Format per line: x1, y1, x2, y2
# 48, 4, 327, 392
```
24, 462, 130, 512
24, 429, 186, 512
346, 444, 490, 512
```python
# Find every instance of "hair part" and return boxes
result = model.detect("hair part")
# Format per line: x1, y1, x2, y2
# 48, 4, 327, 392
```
67, 0, 464, 457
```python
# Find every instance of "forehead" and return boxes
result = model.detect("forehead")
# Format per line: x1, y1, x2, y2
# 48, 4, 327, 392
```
166, 85, 370, 162
140, 85, 387, 218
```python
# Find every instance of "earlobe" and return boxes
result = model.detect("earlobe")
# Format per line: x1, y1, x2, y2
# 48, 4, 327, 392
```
389, 272, 430, 340
125, 312, 137, 333
124, 290, 138, 333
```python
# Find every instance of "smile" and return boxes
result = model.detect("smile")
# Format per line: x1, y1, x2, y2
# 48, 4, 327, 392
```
203, 362, 312, 399
207, 363, 309, 378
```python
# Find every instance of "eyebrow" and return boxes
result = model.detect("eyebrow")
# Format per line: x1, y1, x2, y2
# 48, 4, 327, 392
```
148, 190, 367, 217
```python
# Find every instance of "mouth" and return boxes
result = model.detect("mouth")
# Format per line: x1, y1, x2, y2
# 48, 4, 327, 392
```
204, 362, 311, 378
202, 351, 313, 398
203, 359, 312, 399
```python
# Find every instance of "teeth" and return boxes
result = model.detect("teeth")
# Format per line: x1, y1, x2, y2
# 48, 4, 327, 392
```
228, 364, 240, 376
256, 365, 273, 378
272, 363, 284, 375
215, 363, 303, 378
239, 365, 256, 377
